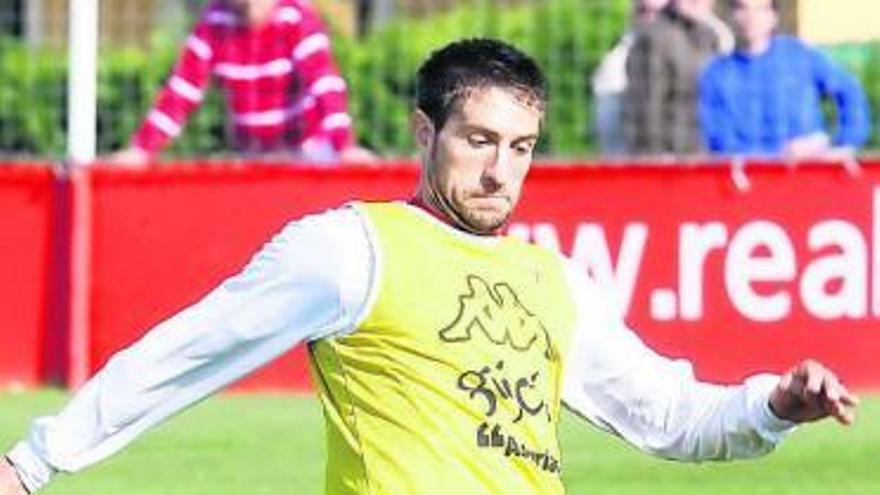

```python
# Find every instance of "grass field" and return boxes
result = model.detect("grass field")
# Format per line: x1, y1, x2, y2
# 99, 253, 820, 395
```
1, 391, 877, 495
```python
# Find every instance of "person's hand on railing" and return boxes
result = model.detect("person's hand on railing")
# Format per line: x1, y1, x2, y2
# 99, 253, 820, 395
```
782, 133, 860, 175
783, 132, 831, 162
104, 147, 151, 168
340, 145, 379, 166
819, 146, 856, 161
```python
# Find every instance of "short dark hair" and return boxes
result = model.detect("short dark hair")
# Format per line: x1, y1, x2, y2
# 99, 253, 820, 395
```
415, 38, 548, 130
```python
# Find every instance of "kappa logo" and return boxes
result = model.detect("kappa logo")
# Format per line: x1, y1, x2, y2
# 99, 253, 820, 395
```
439, 275, 556, 360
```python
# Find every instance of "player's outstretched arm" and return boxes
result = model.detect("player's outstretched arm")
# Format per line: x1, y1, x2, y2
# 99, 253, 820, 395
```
0, 457, 27, 495
560, 259, 796, 462
769, 360, 859, 426
2, 206, 373, 493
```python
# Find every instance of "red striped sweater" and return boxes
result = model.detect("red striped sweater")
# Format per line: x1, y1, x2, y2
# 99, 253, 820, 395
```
131, 0, 354, 157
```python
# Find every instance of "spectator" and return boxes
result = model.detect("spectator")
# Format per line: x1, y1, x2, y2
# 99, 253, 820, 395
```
623, 0, 733, 155
699, 0, 871, 159
110, 0, 376, 166
592, 0, 670, 156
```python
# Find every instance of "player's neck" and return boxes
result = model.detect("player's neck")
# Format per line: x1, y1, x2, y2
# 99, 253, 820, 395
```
409, 195, 501, 237
408, 195, 457, 229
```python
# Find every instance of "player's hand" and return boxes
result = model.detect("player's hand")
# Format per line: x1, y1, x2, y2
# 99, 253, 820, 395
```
769, 360, 860, 425
0, 457, 28, 495
104, 147, 151, 168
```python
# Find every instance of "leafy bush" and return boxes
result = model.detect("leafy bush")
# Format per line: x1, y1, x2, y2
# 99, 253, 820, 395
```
0, 0, 632, 158
0, 35, 229, 158
0, 39, 67, 156
334, 0, 630, 157
8, 2, 880, 160
96, 35, 228, 155
822, 42, 880, 149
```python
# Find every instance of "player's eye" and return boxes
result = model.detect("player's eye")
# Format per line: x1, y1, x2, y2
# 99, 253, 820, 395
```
513, 141, 535, 155
467, 134, 492, 148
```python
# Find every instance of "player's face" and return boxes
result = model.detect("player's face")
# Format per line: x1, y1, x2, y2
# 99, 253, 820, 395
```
733, 0, 778, 48
414, 86, 542, 234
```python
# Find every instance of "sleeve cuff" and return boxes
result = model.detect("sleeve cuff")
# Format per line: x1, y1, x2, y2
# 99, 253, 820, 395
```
6, 441, 56, 493
745, 374, 798, 442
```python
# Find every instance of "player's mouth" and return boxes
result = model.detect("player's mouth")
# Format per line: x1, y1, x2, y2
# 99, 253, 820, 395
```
469, 193, 509, 203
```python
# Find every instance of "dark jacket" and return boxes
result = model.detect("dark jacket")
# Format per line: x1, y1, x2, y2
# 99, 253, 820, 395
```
623, 7, 721, 155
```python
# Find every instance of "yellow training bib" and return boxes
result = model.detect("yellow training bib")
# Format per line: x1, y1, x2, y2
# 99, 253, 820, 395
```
309, 202, 577, 495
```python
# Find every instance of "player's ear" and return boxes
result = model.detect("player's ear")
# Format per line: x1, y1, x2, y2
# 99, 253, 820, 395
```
412, 110, 435, 152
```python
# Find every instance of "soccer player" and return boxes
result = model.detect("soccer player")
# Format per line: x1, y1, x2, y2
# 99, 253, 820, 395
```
1, 39, 859, 495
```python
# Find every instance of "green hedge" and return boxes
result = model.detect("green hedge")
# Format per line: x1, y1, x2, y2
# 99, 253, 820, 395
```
95, 36, 229, 156
0, 38, 67, 155
5, 2, 880, 160
0, 0, 631, 159
335, 0, 629, 156
821, 42, 880, 150
0, 35, 229, 158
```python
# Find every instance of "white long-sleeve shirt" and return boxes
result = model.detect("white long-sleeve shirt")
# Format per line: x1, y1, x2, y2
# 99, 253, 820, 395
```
6, 204, 794, 493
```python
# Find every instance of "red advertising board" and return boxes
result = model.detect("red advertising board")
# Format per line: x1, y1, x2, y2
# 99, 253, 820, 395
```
85, 161, 880, 391
87, 164, 418, 390
0, 165, 60, 387
513, 164, 880, 389
2, 160, 879, 391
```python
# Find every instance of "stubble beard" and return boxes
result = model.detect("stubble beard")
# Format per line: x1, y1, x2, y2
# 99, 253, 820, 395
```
458, 196, 511, 233
422, 157, 511, 236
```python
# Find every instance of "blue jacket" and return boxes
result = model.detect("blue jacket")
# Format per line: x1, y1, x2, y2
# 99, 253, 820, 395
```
699, 36, 871, 155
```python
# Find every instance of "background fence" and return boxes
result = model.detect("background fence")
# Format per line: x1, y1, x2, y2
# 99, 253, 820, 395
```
2, 0, 880, 161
